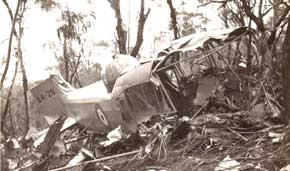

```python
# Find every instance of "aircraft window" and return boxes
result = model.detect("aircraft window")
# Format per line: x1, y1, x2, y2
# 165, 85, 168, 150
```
126, 83, 158, 114
155, 86, 163, 103
179, 51, 201, 77
164, 70, 178, 88
155, 85, 174, 113
164, 54, 179, 66
142, 83, 158, 109
125, 83, 175, 115
119, 99, 134, 122
126, 87, 146, 113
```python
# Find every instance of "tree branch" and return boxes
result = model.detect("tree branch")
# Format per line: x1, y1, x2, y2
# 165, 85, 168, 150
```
197, 0, 232, 8
228, 2, 245, 26
241, 0, 265, 32
130, 0, 150, 57
274, 5, 290, 28
268, 5, 290, 47
258, 0, 263, 18
69, 54, 82, 87
166, 0, 179, 39
2, 0, 18, 37
262, 6, 273, 17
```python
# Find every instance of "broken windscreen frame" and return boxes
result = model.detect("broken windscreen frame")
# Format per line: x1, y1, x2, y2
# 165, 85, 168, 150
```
124, 81, 175, 120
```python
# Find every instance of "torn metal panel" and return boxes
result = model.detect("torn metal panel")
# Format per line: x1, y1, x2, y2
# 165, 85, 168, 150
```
33, 117, 77, 148
66, 148, 95, 168
154, 27, 255, 76
160, 27, 249, 54
194, 77, 218, 105
100, 126, 123, 147
37, 115, 66, 156
6, 138, 20, 149
152, 27, 260, 112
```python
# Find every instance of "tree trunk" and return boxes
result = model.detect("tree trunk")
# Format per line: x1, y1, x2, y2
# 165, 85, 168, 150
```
281, 16, 290, 163
19, 50, 30, 138
2, 0, 18, 37
268, 5, 290, 48
108, 0, 127, 54
1, 60, 19, 138
166, 0, 179, 39
18, 0, 29, 138
282, 16, 290, 123
130, 0, 150, 57
0, 0, 21, 90
63, 37, 69, 82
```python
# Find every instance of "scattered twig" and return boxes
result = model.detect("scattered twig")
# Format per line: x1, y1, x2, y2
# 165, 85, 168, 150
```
146, 166, 170, 170
261, 83, 281, 117
191, 99, 210, 120
14, 161, 36, 171
49, 150, 140, 171
227, 127, 248, 142
78, 120, 93, 136
64, 135, 89, 144
157, 134, 168, 161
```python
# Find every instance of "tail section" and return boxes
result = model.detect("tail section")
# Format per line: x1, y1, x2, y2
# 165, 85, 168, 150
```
31, 75, 74, 125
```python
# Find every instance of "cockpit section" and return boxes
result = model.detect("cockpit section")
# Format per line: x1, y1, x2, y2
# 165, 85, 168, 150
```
153, 52, 199, 114
102, 55, 140, 93
112, 61, 177, 123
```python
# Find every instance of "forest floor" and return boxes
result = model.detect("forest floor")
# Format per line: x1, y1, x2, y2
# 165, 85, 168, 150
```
93, 111, 289, 171
1, 109, 289, 171
1, 70, 290, 171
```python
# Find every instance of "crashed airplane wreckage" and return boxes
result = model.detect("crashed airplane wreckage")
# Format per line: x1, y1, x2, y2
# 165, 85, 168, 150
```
32, 27, 257, 133
28, 26, 262, 168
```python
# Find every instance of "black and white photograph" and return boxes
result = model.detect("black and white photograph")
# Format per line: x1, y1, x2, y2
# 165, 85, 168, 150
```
0, 0, 290, 170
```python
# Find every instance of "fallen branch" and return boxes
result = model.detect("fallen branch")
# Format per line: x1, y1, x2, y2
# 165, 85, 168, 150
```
49, 150, 140, 171
191, 99, 210, 120
14, 161, 36, 171
227, 127, 248, 142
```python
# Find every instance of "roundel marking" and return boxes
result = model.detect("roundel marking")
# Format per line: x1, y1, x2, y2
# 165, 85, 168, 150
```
97, 109, 109, 126
95, 104, 109, 127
